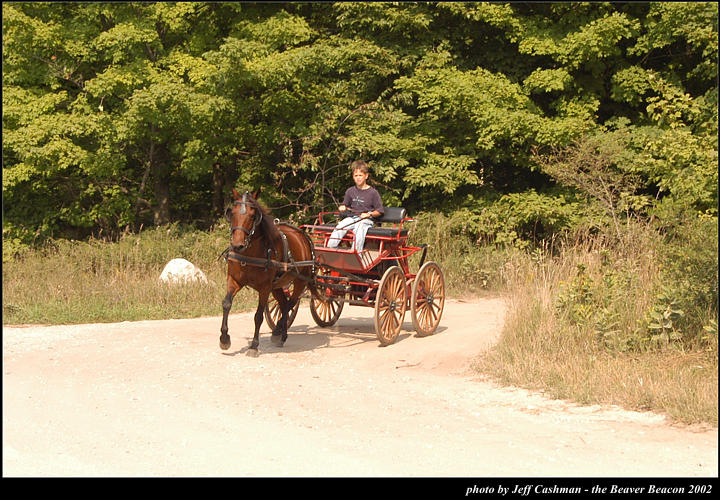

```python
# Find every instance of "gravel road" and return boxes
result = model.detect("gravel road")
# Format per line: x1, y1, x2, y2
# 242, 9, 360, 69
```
3, 297, 717, 477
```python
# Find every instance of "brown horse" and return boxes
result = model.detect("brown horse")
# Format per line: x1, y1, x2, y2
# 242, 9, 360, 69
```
220, 188, 316, 357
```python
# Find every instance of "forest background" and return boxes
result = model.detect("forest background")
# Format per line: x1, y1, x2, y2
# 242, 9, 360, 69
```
3, 2, 718, 424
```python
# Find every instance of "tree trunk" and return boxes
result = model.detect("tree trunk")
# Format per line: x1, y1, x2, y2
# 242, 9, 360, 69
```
153, 162, 171, 226
212, 162, 225, 218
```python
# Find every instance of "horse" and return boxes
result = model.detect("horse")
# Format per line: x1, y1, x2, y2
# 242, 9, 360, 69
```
219, 188, 316, 357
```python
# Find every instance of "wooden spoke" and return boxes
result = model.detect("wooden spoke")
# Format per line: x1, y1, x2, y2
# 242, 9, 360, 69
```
310, 268, 344, 327
374, 266, 407, 346
264, 283, 300, 331
411, 261, 445, 336
310, 294, 344, 327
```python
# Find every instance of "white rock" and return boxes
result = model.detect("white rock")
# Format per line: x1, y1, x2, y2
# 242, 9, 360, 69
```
158, 258, 208, 284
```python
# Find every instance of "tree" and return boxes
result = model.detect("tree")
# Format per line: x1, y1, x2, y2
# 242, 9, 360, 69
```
3, 2, 717, 247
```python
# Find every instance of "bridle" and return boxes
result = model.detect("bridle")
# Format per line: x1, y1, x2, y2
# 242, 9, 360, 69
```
230, 192, 261, 251
223, 192, 316, 279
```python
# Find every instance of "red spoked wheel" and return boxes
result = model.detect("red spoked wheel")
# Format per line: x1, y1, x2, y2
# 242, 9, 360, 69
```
310, 269, 344, 327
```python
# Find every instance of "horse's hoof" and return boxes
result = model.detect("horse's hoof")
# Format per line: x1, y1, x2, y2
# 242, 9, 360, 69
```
246, 348, 259, 357
271, 335, 285, 347
219, 337, 231, 350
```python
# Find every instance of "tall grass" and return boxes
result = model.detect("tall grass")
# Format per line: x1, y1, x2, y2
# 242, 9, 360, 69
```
3, 222, 257, 324
3, 215, 494, 325
473, 219, 718, 426
407, 211, 522, 294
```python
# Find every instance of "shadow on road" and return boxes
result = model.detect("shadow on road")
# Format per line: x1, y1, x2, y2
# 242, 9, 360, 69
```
220, 316, 447, 356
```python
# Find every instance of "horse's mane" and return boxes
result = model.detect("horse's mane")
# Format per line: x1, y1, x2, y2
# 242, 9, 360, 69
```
250, 197, 282, 249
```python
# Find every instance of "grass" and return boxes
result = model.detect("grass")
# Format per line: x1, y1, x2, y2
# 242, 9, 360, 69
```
472, 221, 718, 426
2, 222, 259, 325
474, 283, 718, 426
3, 214, 717, 426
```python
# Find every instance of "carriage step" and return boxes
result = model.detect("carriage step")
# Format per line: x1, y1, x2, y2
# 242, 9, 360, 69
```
348, 299, 376, 307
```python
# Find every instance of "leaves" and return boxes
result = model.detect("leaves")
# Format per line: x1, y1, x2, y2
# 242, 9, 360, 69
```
2, 2, 717, 247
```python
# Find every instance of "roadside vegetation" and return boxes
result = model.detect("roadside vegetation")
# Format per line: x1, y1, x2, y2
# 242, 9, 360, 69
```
3, 222, 250, 324
473, 217, 717, 427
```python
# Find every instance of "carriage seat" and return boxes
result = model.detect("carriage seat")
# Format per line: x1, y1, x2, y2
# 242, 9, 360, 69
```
376, 207, 406, 224
367, 207, 408, 237
310, 207, 409, 239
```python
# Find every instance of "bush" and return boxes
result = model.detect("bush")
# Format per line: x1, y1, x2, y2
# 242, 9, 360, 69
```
443, 190, 590, 250
657, 215, 718, 348
551, 218, 717, 353
408, 210, 523, 294
477, 219, 718, 424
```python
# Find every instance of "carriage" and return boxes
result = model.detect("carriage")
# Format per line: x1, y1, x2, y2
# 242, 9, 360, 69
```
264, 207, 446, 346
220, 189, 445, 355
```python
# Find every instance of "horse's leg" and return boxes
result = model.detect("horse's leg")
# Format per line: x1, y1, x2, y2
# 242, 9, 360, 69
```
220, 278, 241, 350
247, 288, 270, 357
278, 280, 307, 345
271, 288, 289, 345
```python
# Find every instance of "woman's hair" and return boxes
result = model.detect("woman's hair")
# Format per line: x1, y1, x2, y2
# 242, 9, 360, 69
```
350, 160, 369, 174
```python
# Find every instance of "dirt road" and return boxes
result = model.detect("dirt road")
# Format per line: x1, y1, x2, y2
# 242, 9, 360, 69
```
3, 297, 717, 477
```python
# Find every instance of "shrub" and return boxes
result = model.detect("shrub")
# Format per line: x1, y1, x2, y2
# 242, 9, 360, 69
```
656, 214, 718, 349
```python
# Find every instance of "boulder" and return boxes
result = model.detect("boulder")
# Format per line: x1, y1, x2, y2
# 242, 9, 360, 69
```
159, 258, 208, 284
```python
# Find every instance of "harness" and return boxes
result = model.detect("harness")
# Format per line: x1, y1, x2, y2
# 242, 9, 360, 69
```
223, 211, 316, 286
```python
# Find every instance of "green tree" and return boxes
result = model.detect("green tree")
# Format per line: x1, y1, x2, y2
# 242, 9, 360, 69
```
3, 2, 717, 247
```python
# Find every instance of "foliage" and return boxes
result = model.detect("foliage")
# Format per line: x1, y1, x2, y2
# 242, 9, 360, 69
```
3, 2, 716, 249
553, 220, 718, 353
658, 215, 719, 344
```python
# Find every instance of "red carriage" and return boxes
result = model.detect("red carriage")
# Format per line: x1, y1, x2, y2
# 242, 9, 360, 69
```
265, 207, 446, 346
220, 189, 445, 355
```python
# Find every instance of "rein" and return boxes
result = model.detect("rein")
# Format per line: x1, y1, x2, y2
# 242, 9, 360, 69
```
224, 192, 321, 290
224, 217, 318, 285
227, 194, 292, 272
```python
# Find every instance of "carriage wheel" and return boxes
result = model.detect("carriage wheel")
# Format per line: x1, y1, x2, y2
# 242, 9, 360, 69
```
310, 295, 344, 327
264, 283, 300, 331
411, 261, 445, 336
374, 266, 407, 346
310, 268, 344, 327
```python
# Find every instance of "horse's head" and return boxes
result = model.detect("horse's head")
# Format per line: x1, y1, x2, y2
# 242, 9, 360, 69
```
226, 188, 261, 253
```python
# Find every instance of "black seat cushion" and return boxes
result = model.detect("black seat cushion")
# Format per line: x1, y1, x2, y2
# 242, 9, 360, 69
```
377, 207, 406, 223
367, 226, 408, 237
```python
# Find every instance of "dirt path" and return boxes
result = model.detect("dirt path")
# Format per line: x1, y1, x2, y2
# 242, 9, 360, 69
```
3, 297, 717, 477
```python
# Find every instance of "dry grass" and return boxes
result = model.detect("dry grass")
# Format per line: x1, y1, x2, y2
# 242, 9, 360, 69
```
2, 223, 258, 325
475, 224, 718, 426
